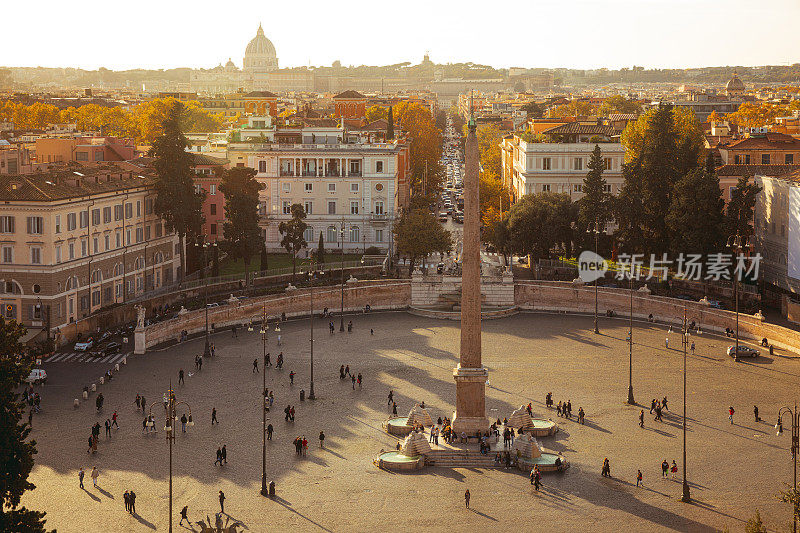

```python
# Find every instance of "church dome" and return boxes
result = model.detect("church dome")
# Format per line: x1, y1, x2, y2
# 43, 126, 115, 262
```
246, 24, 276, 58
726, 73, 745, 93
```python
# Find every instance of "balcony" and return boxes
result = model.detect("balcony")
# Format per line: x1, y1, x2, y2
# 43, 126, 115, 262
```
370, 213, 389, 222
348, 171, 362, 177
279, 170, 294, 177
301, 171, 317, 177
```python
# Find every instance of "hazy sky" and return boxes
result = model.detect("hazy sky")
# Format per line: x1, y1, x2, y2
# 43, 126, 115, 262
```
3, 0, 799, 71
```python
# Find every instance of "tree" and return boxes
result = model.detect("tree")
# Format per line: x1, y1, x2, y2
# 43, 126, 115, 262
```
393, 208, 452, 275
507, 193, 577, 261
394, 102, 444, 195
316, 232, 325, 268
476, 124, 504, 180
599, 95, 641, 116
259, 242, 269, 273
665, 162, 726, 257
149, 101, 206, 284
387, 106, 394, 139
548, 100, 597, 118
778, 486, 800, 531
365, 105, 388, 123
578, 145, 610, 234
219, 167, 263, 291
744, 508, 767, 533
522, 101, 544, 119
725, 176, 762, 238
0, 317, 50, 533
278, 204, 308, 280
616, 104, 704, 254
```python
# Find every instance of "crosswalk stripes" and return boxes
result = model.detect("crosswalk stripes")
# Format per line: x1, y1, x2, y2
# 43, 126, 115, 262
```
45, 351, 130, 365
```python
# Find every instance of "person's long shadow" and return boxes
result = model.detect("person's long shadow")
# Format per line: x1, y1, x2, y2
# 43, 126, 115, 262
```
469, 508, 498, 521
580, 419, 612, 434
270, 496, 333, 532
95, 486, 114, 499
81, 487, 100, 502
321, 446, 346, 460
640, 426, 675, 438
131, 512, 157, 530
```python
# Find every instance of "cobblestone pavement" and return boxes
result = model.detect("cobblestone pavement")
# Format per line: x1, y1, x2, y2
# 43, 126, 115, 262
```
21, 310, 800, 532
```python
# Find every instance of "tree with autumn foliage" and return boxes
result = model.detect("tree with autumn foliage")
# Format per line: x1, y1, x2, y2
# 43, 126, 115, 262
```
548, 100, 597, 118
599, 95, 641, 116
393, 101, 443, 196
365, 105, 388, 123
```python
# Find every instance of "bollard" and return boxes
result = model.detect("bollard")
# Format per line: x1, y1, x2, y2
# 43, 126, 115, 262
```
91, 383, 97, 392
99, 376, 104, 385
122, 356, 127, 365
83, 390, 88, 400
115, 364, 119, 372
269, 481, 276, 498
74, 399, 80, 408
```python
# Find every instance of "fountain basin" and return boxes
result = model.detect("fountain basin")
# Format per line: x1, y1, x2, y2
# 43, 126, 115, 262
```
377, 451, 424, 471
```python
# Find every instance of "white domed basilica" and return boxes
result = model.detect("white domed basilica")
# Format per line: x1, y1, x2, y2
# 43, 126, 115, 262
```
190, 25, 280, 94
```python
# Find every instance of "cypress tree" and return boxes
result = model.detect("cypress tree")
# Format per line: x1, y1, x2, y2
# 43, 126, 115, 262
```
578, 144, 609, 235
387, 106, 394, 139
317, 232, 325, 267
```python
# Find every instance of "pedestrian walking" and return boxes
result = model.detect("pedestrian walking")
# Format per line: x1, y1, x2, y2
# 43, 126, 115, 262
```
665, 337, 669, 349
754, 405, 760, 422
662, 397, 668, 411
212, 407, 218, 425
181, 413, 187, 432
357, 373, 362, 389
671, 460, 678, 479
636, 469, 643, 487
319, 431, 325, 448
690, 341, 695, 354
129, 490, 136, 514
179, 368, 184, 385
198, 355, 203, 371
276, 353, 283, 369
639, 409, 644, 428
215, 447, 222, 466
650, 399, 656, 414
78, 467, 85, 488
180, 506, 189, 527
302, 436, 308, 456
601, 458, 610, 477
387, 390, 394, 406
253, 358, 259, 373
222, 445, 227, 464
290, 406, 295, 421
339, 365, 345, 379
105, 419, 111, 437
729, 406, 735, 424
351, 374, 356, 390
135, 394, 141, 411
112, 411, 119, 429
267, 423, 273, 440
284, 405, 291, 421
124, 490, 130, 513
370, 328, 374, 335
392, 402, 398, 415
464, 489, 470, 509
219, 490, 226, 514
289, 371, 295, 385
91, 466, 99, 487
345, 365, 350, 377
661, 459, 669, 478
265, 353, 271, 367
140, 396, 146, 412
232, 324, 237, 338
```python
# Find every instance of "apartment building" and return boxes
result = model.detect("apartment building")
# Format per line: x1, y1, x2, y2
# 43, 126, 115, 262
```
754, 171, 800, 322
500, 123, 625, 201
226, 129, 410, 253
0, 164, 180, 336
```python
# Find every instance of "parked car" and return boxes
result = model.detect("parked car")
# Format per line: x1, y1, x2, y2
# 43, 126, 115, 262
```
727, 345, 760, 358
707, 300, 724, 309
206, 302, 220, 309
74, 337, 94, 352
25, 368, 47, 384
102, 342, 122, 356
97, 331, 112, 343
438, 212, 448, 222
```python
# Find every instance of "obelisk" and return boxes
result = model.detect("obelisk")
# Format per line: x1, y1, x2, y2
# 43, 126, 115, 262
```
451, 110, 490, 435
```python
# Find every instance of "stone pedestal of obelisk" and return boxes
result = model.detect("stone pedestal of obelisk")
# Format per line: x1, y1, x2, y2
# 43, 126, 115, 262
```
451, 115, 490, 435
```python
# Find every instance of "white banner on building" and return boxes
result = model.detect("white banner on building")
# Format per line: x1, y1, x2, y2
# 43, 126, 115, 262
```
789, 187, 800, 281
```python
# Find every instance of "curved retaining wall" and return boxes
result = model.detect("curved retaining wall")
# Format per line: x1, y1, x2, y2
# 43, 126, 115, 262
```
138, 279, 800, 356
141, 279, 411, 350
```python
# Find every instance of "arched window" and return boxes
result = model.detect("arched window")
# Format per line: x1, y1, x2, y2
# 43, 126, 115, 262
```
113, 262, 124, 277
327, 226, 337, 243
134, 256, 144, 270
90, 269, 103, 283
154, 252, 164, 264
66, 276, 79, 291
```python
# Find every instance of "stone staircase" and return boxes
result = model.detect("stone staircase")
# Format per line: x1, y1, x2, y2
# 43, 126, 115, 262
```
425, 449, 499, 468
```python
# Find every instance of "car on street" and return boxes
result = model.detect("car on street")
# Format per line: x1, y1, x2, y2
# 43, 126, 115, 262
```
438, 212, 449, 222
102, 342, 122, 355
74, 337, 94, 351
727, 345, 760, 358
25, 368, 47, 384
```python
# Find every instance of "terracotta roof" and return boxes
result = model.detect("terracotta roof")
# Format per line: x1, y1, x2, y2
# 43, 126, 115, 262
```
333, 90, 366, 99
542, 122, 616, 136
0, 166, 155, 202
775, 168, 800, 183
715, 164, 800, 177
244, 91, 277, 98
607, 113, 638, 121
723, 133, 800, 150
359, 119, 389, 132
190, 153, 229, 166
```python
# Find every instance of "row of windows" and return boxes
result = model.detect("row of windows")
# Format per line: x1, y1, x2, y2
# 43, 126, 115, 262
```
281, 200, 385, 216
733, 153, 795, 165
530, 183, 614, 194
303, 226, 385, 244
538, 157, 614, 171
0, 199, 155, 236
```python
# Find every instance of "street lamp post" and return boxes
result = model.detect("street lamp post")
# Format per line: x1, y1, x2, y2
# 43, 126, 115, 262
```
260, 305, 269, 496
339, 220, 345, 332
727, 234, 751, 363
308, 269, 322, 400
195, 241, 217, 357
777, 404, 799, 533
148, 385, 192, 532
679, 308, 691, 502
587, 218, 603, 334
627, 266, 635, 405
